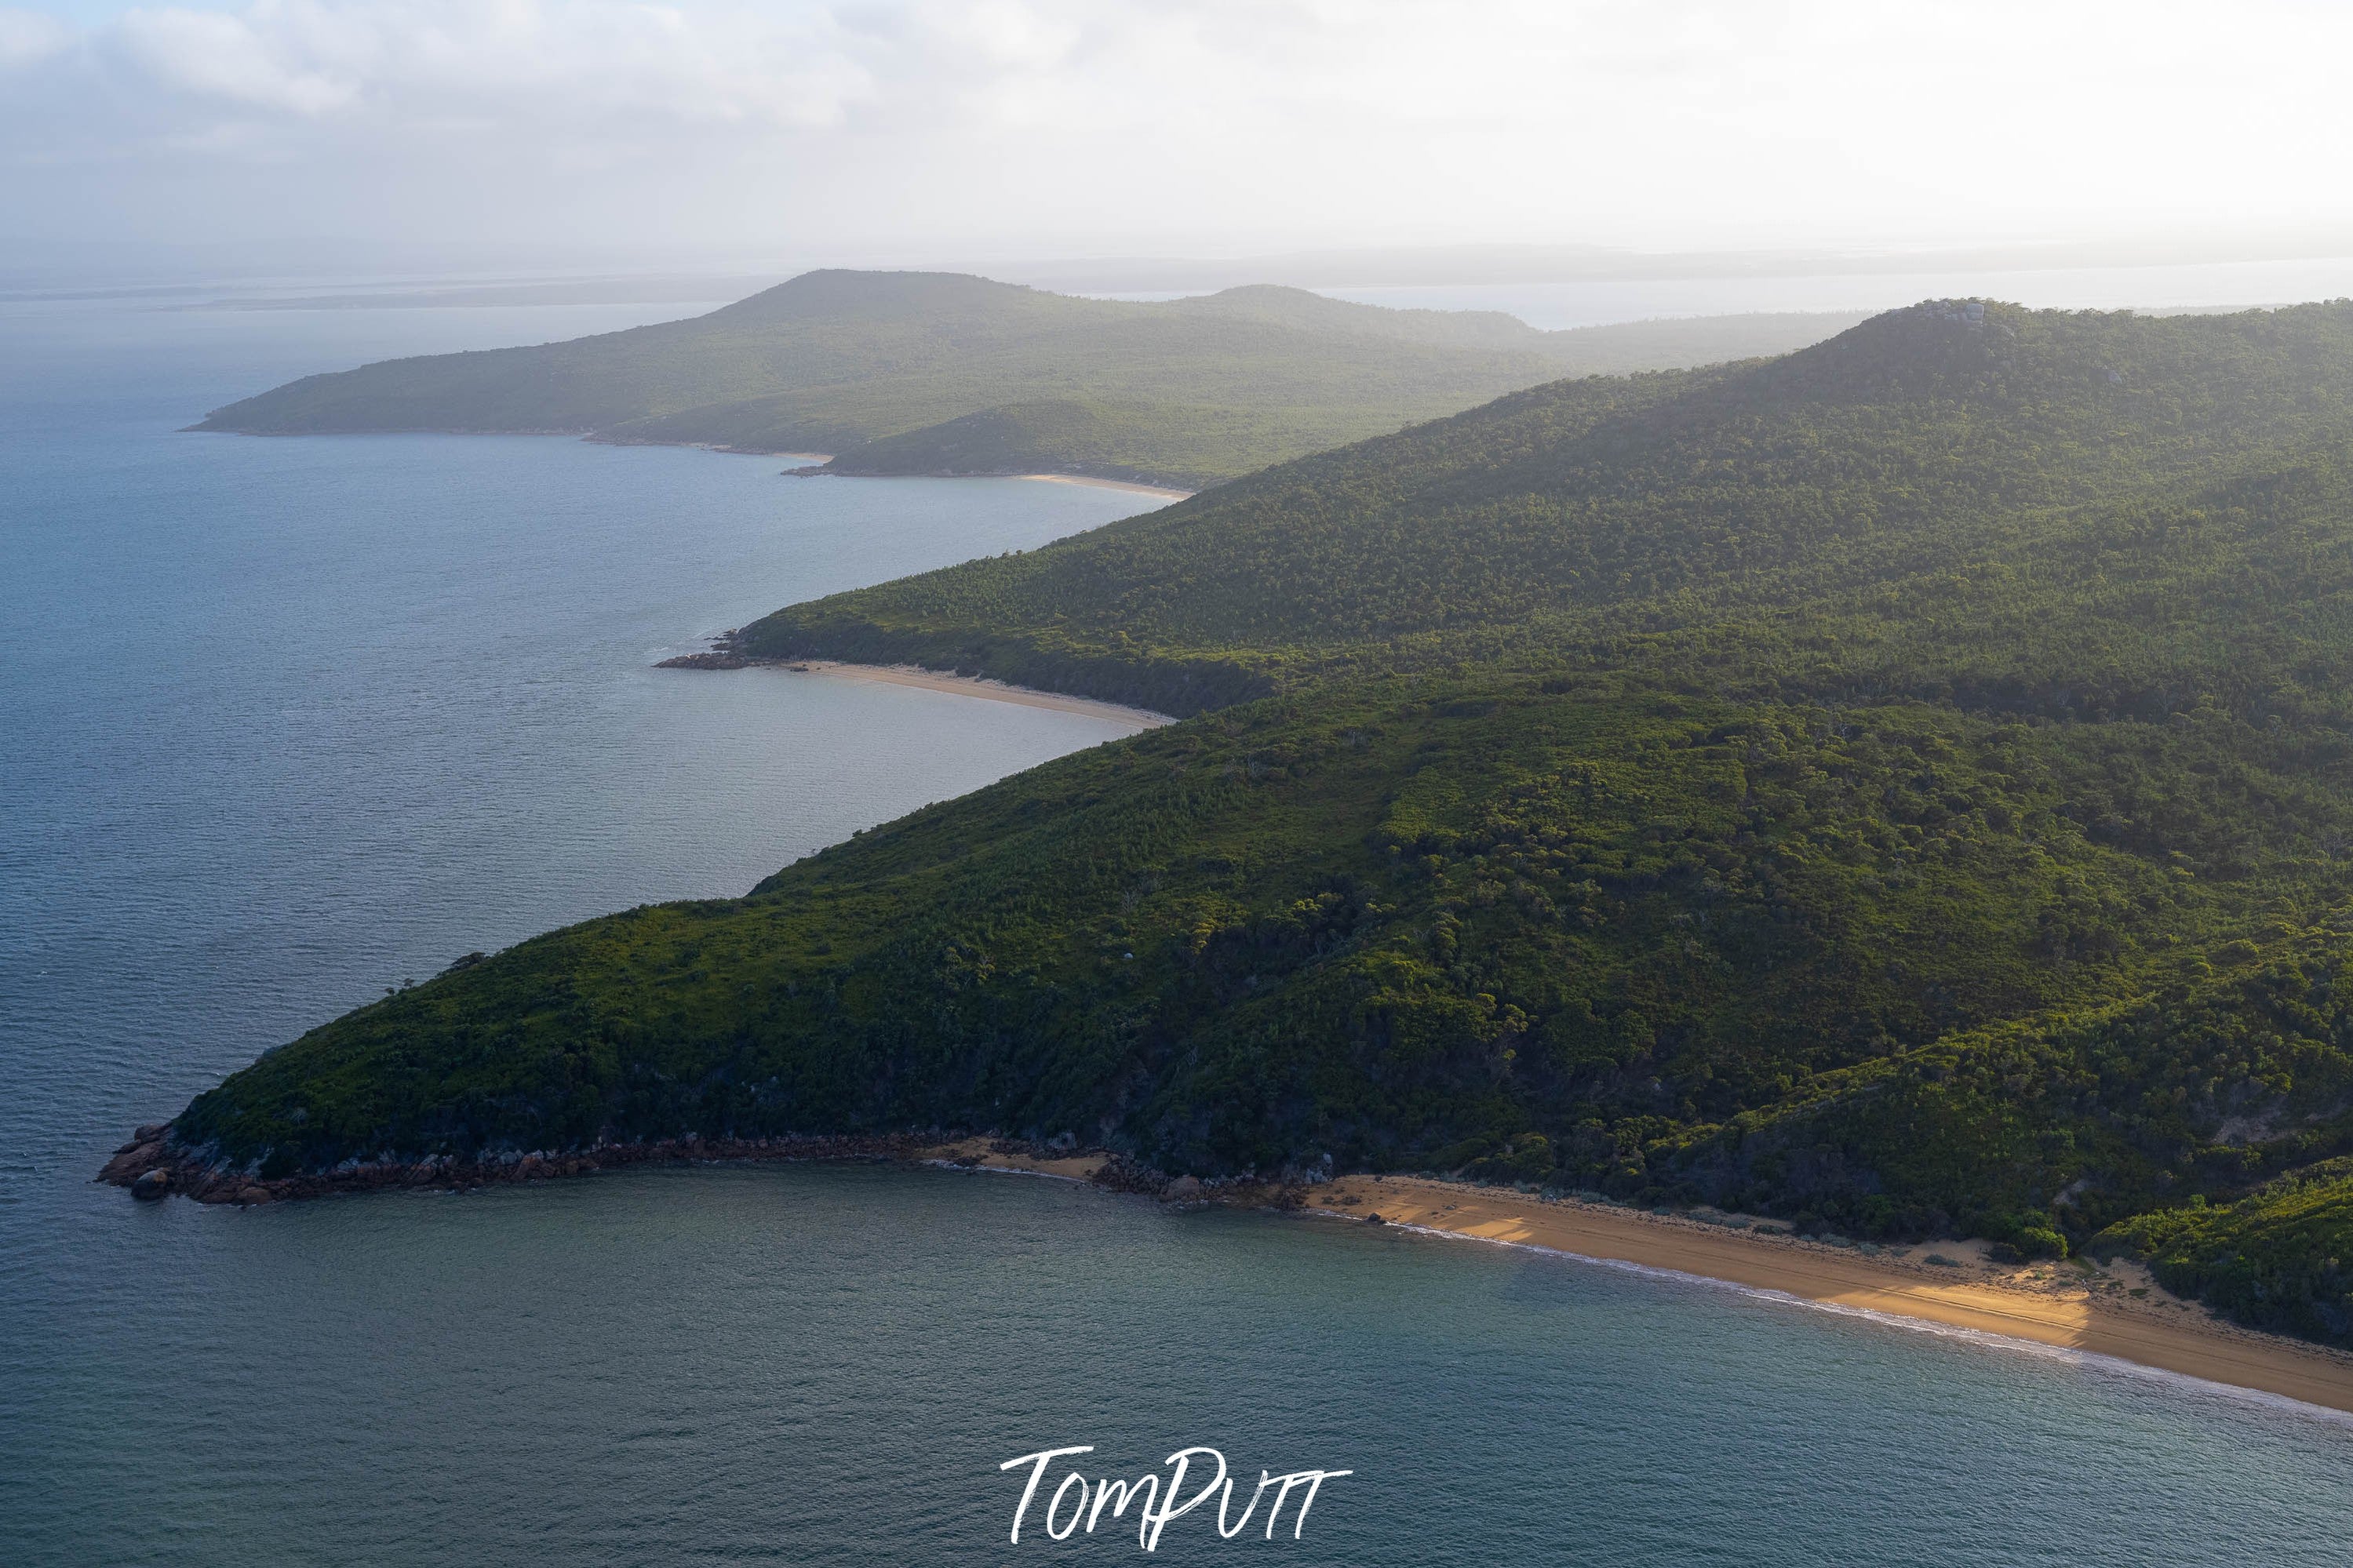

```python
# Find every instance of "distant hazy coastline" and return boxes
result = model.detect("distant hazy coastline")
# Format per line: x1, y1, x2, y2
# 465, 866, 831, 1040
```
187, 269, 1868, 490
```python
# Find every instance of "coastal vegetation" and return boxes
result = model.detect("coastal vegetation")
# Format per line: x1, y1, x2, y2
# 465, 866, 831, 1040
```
193, 270, 1864, 489
2100, 1153, 2353, 1341
155, 297, 2353, 1348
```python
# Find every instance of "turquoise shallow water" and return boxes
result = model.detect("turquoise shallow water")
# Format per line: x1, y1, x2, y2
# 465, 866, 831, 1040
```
4, 297, 2353, 1565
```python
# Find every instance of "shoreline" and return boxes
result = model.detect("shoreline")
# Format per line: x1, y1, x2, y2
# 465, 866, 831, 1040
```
98, 1126, 2353, 1416
791, 659, 1171, 727
1304, 1175, 2353, 1419
657, 649, 1172, 729
786, 466, 1195, 499
197, 427, 1195, 497
1014, 472, 1193, 499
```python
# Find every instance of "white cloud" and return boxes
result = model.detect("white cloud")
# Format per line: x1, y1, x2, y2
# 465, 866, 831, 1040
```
117, 8, 362, 115
0, 9, 72, 70
90, 2, 877, 128
2, 0, 2351, 261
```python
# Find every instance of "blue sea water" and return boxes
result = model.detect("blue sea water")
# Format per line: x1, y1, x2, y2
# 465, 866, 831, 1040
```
4, 296, 2352, 1566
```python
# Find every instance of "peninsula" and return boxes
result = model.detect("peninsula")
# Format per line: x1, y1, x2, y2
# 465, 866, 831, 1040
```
191, 268, 1866, 490
131, 299, 2353, 1362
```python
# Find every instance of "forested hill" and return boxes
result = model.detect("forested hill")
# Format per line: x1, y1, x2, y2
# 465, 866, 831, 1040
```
147, 298, 2353, 1348
741, 300, 2353, 711
191, 269, 1863, 489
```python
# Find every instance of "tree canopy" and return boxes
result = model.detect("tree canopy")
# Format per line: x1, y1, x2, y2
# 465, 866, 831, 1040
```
195, 269, 1863, 489
169, 298, 2353, 1347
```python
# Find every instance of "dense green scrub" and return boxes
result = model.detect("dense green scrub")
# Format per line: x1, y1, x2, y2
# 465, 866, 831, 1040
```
814, 398, 1317, 491
194, 271, 1861, 489
745, 300, 2353, 710
172, 299, 2353, 1346
2099, 1153, 2353, 1341
180, 679, 2353, 1174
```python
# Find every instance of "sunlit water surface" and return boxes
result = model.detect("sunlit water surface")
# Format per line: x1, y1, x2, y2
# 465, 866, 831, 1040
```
3, 297, 2351, 1566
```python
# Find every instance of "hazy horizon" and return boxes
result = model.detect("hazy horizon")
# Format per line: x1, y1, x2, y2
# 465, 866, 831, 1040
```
5, 1, 2352, 282
10, 245, 2351, 340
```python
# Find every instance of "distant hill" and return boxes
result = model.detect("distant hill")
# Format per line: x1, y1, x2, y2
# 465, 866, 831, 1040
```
193, 269, 1867, 489
151, 299, 2353, 1348
741, 300, 2353, 710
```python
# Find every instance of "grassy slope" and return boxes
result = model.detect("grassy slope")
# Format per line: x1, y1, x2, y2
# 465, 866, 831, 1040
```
169, 299, 2353, 1344
194, 269, 1863, 487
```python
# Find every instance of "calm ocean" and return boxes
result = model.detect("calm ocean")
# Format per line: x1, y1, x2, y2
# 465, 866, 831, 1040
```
3, 295, 2351, 1566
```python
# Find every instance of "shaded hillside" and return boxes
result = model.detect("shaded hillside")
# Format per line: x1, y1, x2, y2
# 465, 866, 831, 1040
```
169, 675, 2353, 1180
742, 301, 2353, 709
194, 269, 1863, 487
148, 299, 2353, 1346
810, 399, 1300, 492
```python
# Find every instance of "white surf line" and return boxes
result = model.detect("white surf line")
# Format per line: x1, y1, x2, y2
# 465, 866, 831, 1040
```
1332, 1211, 2353, 1429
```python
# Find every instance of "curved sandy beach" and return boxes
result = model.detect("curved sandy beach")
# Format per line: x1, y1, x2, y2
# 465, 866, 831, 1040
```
787, 660, 1171, 728
905, 1142, 2353, 1417
1306, 1175, 2353, 1419
1016, 472, 1193, 500
657, 647, 1173, 729
785, 668, 1171, 733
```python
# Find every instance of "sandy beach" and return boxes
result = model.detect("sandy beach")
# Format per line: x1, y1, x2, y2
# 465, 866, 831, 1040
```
108, 1104, 2353, 1418
1017, 472, 1193, 500
789, 659, 1171, 728
778, 464, 1192, 500
1304, 1175, 2353, 1417
901, 1145, 2353, 1415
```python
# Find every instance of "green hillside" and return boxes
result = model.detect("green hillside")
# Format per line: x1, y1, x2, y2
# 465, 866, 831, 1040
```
741, 300, 2353, 708
810, 398, 1359, 491
152, 299, 2353, 1347
193, 269, 1864, 488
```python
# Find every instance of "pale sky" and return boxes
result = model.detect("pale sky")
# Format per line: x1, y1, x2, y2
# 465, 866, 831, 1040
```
3, 0, 2350, 272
